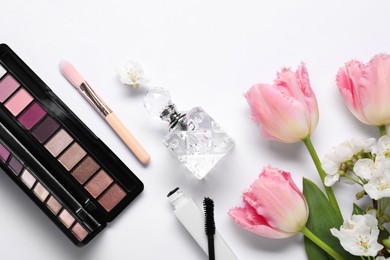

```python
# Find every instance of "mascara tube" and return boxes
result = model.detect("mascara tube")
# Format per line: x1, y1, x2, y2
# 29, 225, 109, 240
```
167, 188, 237, 260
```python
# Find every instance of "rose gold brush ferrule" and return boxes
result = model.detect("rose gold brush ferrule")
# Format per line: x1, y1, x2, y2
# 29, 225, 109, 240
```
79, 82, 112, 117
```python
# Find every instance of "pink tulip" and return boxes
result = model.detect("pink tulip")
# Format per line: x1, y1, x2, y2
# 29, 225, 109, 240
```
337, 54, 390, 126
245, 63, 319, 143
229, 166, 309, 239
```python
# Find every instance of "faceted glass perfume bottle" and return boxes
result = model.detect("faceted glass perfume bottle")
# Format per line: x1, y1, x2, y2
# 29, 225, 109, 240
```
144, 88, 234, 179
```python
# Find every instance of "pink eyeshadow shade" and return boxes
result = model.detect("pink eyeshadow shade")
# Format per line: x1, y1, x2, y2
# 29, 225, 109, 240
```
71, 223, 89, 241
0, 143, 10, 162
4, 88, 33, 116
46, 196, 62, 215
33, 182, 50, 202
20, 169, 36, 189
44, 129, 73, 157
0, 74, 20, 102
98, 184, 126, 212
85, 170, 113, 198
58, 143, 87, 171
18, 102, 47, 130
58, 209, 75, 229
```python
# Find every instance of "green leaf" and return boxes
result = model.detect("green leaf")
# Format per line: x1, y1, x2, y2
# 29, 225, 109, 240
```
303, 178, 358, 260
352, 203, 364, 215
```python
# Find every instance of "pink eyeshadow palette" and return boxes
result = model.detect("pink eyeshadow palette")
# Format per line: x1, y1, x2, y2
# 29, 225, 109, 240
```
0, 44, 143, 246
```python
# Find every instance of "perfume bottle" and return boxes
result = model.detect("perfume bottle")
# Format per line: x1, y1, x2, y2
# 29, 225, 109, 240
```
144, 88, 234, 179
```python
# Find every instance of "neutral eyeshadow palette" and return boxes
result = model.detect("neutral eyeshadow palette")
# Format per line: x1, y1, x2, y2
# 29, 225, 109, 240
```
0, 44, 144, 246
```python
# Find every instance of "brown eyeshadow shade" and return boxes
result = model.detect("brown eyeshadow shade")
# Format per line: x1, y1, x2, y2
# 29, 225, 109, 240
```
71, 223, 89, 241
71, 156, 100, 184
45, 129, 73, 157
32, 116, 60, 143
33, 182, 49, 202
46, 196, 62, 215
98, 184, 126, 212
58, 143, 86, 171
85, 170, 113, 198
58, 209, 75, 228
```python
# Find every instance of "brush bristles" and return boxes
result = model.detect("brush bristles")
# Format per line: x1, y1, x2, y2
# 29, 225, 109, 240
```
203, 197, 216, 236
60, 61, 85, 88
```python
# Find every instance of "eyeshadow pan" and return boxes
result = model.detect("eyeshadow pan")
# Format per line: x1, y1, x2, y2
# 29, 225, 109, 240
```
0, 143, 10, 162
46, 196, 62, 215
44, 129, 73, 157
17, 102, 46, 130
0, 74, 20, 102
0, 64, 6, 78
58, 143, 86, 171
71, 156, 100, 184
98, 184, 126, 212
58, 209, 75, 228
8, 156, 23, 175
4, 88, 33, 116
71, 223, 89, 241
85, 170, 113, 198
33, 182, 49, 202
32, 116, 60, 143
20, 169, 36, 189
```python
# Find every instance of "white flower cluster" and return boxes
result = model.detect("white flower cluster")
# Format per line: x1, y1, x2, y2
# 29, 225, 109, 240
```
331, 212, 383, 256
324, 136, 390, 257
322, 136, 390, 200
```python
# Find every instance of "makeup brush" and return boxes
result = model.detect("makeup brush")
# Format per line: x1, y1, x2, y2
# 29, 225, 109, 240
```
203, 197, 216, 260
60, 61, 150, 165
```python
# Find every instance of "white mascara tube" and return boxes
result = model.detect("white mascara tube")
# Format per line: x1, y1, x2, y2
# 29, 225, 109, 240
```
167, 187, 238, 260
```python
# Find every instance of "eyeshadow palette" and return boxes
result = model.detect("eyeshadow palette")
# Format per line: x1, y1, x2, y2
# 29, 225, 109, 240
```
0, 44, 144, 246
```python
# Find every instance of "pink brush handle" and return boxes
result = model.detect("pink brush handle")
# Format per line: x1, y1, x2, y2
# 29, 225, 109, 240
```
105, 113, 150, 165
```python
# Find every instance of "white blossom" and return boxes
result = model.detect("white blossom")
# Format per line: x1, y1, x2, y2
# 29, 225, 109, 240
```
116, 60, 149, 88
364, 169, 390, 200
331, 213, 383, 256
322, 138, 376, 186
377, 135, 390, 160
355, 157, 390, 180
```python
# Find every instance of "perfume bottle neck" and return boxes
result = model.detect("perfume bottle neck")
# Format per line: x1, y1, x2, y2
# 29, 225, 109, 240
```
160, 104, 187, 131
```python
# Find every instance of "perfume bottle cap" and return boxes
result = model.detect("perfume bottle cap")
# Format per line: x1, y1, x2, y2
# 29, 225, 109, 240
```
144, 87, 172, 117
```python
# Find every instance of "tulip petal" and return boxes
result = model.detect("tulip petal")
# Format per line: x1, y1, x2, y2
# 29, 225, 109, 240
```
361, 54, 390, 125
337, 54, 390, 126
245, 63, 318, 143
228, 205, 293, 239
248, 169, 308, 233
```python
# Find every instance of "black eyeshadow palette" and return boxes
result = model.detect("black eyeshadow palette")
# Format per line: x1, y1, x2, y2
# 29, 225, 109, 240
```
0, 44, 144, 246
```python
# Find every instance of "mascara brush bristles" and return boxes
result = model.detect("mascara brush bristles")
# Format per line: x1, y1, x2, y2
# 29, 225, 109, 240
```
203, 197, 216, 260
204, 197, 216, 236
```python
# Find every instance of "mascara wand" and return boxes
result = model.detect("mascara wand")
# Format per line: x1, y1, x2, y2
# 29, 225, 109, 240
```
203, 197, 216, 260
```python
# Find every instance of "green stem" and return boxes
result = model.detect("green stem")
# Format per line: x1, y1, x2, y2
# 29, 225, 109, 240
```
379, 125, 386, 137
301, 226, 345, 260
303, 137, 343, 220
341, 174, 363, 186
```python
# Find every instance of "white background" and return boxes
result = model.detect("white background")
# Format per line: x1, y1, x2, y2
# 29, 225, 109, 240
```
0, 1, 390, 259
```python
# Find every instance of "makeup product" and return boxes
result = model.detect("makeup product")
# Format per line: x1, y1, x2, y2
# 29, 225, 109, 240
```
60, 61, 150, 165
167, 188, 238, 260
144, 87, 234, 179
203, 197, 216, 260
0, 44, 144, 246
